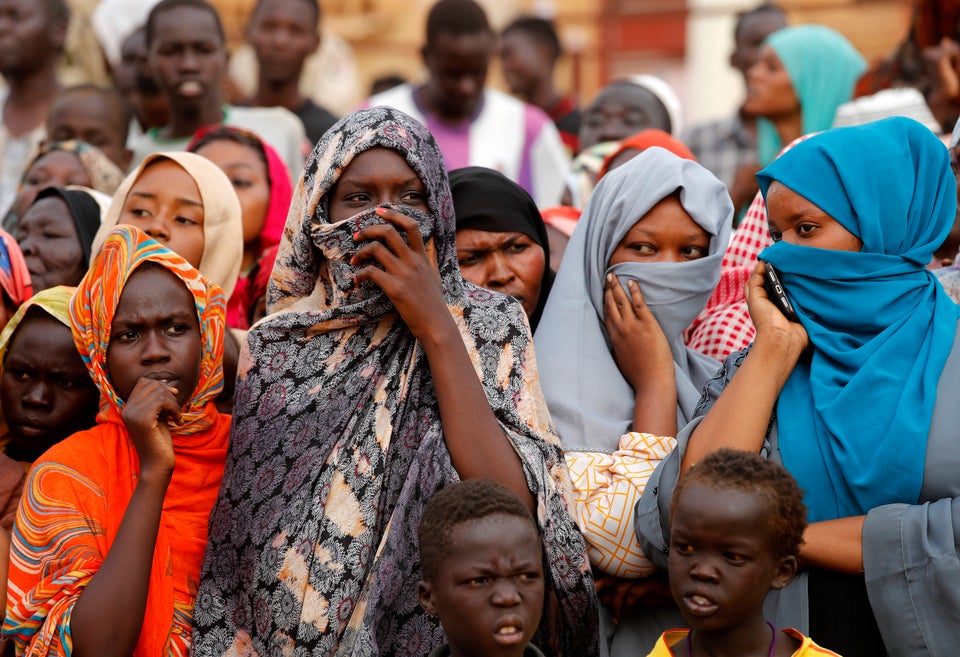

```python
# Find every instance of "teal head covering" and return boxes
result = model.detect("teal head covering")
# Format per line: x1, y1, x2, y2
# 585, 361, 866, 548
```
757, 117, 960, 522
757, 25, 867, 166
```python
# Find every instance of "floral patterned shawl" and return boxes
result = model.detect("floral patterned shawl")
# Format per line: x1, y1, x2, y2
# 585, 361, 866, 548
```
191, 107, 598, 657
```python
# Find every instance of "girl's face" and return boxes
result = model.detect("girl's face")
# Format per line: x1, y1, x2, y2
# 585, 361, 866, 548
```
118, 159, 205, 267
608, 195, 711, 266
195, 139, 270, 246
765, 181, 862, 252
16, 150, 91, 219
743, 46, 800, 120
17, 196, 87, 292
106, 265, 202, 408
0, 312, 99, 459
328, 147, 428, 223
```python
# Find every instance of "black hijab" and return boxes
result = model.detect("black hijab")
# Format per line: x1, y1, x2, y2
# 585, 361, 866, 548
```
449, 166, 555, 329
33, 187, 102, 266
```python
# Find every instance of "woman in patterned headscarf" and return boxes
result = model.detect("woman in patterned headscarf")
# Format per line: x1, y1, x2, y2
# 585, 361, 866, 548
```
192, 106, 598, 657
4, 224, 230, 656
2, 140, 125, 231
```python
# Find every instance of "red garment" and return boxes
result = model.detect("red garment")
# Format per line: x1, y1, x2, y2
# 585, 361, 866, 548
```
597, 130, 696, 181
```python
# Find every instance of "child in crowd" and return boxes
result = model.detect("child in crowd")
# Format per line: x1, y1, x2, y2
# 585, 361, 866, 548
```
651, 449, 840, 657
418, 479, 547, 657
4, 224, 231, 656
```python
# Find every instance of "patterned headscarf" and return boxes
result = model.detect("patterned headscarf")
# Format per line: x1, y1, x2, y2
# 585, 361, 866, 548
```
193, 106, 599, 657
27, 140, 125, 197
71, 224, 226, 435
0, 228, 30, 312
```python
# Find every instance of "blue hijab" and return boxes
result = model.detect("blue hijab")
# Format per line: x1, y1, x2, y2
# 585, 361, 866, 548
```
757, 117, 960, 522
757, 25, 866, 166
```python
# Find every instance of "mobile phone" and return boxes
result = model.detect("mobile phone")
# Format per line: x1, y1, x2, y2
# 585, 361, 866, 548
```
762, 262, 799, 322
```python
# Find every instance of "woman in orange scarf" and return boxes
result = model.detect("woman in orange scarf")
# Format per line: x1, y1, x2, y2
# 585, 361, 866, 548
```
4, 224, 230, 657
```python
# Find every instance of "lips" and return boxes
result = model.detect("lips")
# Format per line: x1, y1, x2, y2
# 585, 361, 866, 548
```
176, 80, 204, 97
10, 419, 50, 439
493, 617, 525, 646
681, 590, 719, 617
145, 371, 179, 388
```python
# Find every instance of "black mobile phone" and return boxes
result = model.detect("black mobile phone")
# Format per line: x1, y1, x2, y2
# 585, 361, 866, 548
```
762, 262, 799, 322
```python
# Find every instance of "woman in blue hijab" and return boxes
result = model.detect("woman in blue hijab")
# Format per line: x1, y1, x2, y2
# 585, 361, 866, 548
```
746, 24, 866, 167
636, 117, 960, 657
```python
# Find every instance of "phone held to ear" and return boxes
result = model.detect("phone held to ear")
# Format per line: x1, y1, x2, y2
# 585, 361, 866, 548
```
762, 262, 799, 323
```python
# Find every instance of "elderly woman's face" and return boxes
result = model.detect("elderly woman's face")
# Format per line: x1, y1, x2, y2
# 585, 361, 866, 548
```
328, 147, 428, 223
456, 229, 545, 317
765, 181, 862, 252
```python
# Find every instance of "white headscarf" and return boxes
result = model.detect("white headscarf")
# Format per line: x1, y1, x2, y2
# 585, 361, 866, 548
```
534, 147, 732, 451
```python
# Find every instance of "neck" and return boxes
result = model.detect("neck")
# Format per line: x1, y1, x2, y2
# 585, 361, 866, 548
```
3, 64, 60, 105
253, 76, 304, 111
687, 618, 774, 657
164, 100, 225, 139
770, 111, 803, 149
525, 78, 561, 112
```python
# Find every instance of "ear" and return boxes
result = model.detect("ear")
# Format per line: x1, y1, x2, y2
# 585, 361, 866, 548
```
120, 147, 133, 173
769, 555, 798, 591
418, 580, 438, 616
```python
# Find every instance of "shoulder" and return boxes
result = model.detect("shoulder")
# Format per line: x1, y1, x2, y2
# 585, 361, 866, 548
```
780, 627, 841, 656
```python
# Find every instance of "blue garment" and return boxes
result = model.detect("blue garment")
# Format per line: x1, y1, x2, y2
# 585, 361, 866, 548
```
757, 25, 866, 166
756, 117, 960, 522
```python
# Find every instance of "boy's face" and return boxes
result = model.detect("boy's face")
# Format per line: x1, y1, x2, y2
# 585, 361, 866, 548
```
668, 482, 797, 633
147, 6, 226, 111
422, 30, 494, 122
418, 514, 544, 657
248, 0, 319, 84
46, 93, 130, 170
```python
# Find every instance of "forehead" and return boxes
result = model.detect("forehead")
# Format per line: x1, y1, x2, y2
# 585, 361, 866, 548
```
132, 158, 195, 189
340, 147, 421, 182
253, 0, 317, 23
8, 312, 74, 351
196, 138, 264, 167
737, 13, 785, 46
31, 149, 85, 173
51, 92, 118, 125
117, 264, 194, 312
429, 30, 494, 60
151, 6, 223, 44
0, 0, 40, 15
590, 85, 661, 114
23, 196, 71, 223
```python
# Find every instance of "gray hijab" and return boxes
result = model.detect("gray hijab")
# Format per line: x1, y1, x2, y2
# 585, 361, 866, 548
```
534, 147, 732, 452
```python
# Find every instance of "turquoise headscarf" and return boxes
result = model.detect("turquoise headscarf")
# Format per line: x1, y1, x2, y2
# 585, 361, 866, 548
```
757, 117, 960, 522
757, 25, 867, 166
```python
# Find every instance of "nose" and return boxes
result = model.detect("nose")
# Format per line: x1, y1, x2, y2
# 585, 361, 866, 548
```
490, 579, 522, 607
483, 252, 516, 289
140, 330, 172, 365
689, 558, 719, 583
179, 47, 200, 72
18, 235, 38, 258
746, 60, 763, 85
139, 213, 171, 243
22, 380, 52, 409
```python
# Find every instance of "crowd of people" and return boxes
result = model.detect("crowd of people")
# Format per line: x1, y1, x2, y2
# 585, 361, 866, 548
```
0, 0, 957, 655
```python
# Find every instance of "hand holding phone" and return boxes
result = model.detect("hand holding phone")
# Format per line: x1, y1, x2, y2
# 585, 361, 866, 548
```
762, 262, 799, 322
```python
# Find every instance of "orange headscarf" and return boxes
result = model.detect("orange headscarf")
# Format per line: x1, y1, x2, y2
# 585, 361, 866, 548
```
596, 129, 696, 180
5, 225, 230, 657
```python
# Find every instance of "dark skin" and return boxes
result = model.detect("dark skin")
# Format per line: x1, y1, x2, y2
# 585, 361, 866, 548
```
248, 0, 320, 113
351, 206, 532, 510
0, 0, 66, 137
69, 266, 202, 657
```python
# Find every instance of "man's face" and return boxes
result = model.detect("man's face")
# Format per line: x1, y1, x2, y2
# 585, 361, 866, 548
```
147, 5, 227, 111
248, 0, 320, 84
0, 0, 64, 77
422, 30, 494, 121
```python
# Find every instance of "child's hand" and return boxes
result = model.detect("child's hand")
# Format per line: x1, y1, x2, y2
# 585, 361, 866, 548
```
121, 378, 180, 482
603, 274, 674, 390
351, 206, 453, 343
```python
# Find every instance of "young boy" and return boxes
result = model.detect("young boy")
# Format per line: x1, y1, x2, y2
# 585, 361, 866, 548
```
652, 449, 841, 657
418, 479, 547, 657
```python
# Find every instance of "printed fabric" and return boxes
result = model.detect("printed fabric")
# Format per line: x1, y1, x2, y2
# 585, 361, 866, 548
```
191, 106, 598, 657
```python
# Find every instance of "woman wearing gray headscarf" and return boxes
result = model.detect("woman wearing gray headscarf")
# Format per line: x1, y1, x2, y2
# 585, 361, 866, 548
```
534, 147, 732, 655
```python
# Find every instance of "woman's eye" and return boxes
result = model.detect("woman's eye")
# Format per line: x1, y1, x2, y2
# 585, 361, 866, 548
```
128, 207, 149, 218
56, 377, 78, 390
516, 571, 540, 583
458, 254, 481, 267
9, 369, 30, 382
768, 226, 783, 241
115, 330, 138, 342
165, 323, 189, 335
629, 243, 655, 254
401, 191, 425, 204
682, 246, 709, 260
175, 216, 199, 226
797, 223, 817, 236
231, 178, 253, 189
344, 193, 371, 204
506, 243, 528, 255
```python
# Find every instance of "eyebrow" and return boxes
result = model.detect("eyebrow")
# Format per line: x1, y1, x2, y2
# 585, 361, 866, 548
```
337, 176, 424, 189
128, 191, 203, 208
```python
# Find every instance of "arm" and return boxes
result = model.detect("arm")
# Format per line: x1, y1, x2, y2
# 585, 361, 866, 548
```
681, 262, 809, 473
69, 379, 180, 657
603, 275, 678, 436
801, 516, 864, 574
353, 207, 533, 510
